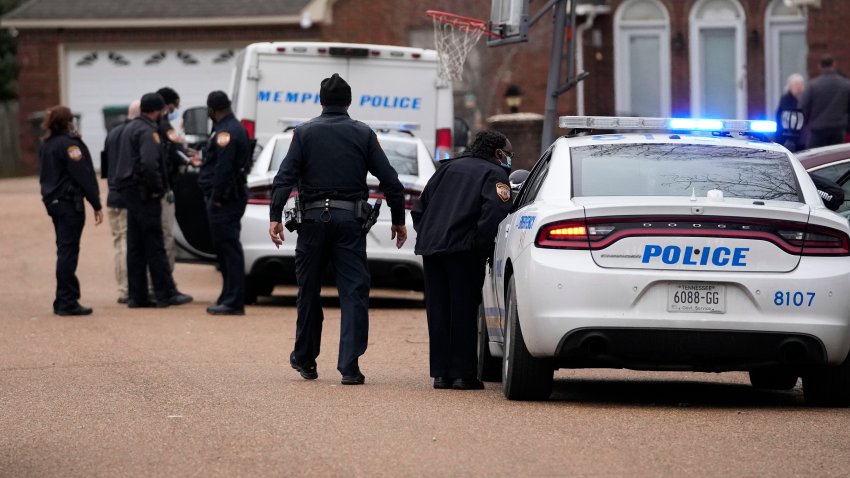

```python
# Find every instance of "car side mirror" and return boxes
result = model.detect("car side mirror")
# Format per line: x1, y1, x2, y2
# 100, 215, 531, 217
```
509, 169, 530, 193
182, 106, 211, 137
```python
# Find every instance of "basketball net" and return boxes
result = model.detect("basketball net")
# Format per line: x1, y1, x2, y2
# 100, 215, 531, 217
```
429, 12, 488, 83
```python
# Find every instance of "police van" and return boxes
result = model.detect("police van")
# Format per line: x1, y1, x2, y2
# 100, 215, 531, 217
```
229, 42, 455, 160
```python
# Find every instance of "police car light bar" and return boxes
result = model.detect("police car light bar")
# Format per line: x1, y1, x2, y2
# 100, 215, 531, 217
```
559, 116, 777, 134
277, 117, 421, 132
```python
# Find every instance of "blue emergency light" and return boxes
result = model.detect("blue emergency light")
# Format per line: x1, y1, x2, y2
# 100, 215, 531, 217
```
559, 116, 777, 135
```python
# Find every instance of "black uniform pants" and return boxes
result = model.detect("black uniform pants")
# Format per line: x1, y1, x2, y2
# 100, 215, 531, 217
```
293, 209, 369, 376
206, 195, 247, 309
47, 200, 85, 312
123, 189, 176, 303
422, 251, 488, 379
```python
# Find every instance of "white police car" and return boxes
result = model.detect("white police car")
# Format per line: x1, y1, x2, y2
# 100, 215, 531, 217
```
172, 121, 435, 301
479, 116, 850, 406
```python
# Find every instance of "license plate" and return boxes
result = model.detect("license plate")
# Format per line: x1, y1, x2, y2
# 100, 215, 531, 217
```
667, 283, 726, 313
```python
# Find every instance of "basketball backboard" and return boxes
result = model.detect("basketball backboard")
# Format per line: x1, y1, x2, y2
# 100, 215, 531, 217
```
489, 0, 529, 46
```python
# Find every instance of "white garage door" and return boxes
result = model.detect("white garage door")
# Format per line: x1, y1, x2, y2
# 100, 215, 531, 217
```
64, 45, 241, 169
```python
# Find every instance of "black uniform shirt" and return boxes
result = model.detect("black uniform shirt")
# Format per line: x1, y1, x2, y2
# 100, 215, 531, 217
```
269, 106, 406, 225
39, 132, 102, 210
113, 116, 166, 196
103, 120, 128, 208
198, 113, 250, 202
412, 155, 513, 256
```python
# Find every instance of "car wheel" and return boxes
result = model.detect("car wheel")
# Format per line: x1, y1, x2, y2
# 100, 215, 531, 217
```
245, 272, 274, 305
803, 353, 850, 407
748, 368, 798, 390
477, 304, 502, 383
502, 276, 554, 401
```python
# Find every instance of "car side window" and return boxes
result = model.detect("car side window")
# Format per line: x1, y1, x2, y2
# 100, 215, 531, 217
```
812, 162, 850, 183
513, 151, 552, 210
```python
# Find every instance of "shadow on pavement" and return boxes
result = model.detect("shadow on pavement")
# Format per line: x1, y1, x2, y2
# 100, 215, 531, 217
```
546, 377, 806, 408
255, 294, 425, 309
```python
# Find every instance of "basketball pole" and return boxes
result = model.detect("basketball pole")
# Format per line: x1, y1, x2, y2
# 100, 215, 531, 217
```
541, 0, 579, 152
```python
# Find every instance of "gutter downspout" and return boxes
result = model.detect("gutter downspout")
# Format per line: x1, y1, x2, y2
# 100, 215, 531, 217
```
576, 6, 610, 115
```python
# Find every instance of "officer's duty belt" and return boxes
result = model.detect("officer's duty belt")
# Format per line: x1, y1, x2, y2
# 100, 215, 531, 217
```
303, 199, 359, 213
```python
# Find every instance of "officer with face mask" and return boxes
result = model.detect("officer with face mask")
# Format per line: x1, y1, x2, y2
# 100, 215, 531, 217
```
411, 130, 514, 390
114, 92, 193, 308
197, 91, 251, 315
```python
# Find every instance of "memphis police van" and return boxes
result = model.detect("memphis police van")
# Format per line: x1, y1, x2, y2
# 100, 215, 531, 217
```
229, 42, 454, 160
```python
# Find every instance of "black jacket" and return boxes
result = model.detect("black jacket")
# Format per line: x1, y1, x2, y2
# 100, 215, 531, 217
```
270, 106, 405, 225
412, 155, 513, 256
103, 120, 128, 208
39, 132, 101, 210
157, 116, 189, 190
198, 113, 250, 202
113, 116, 166, 196
775, 92, 805, 152
800, 70, 850, 131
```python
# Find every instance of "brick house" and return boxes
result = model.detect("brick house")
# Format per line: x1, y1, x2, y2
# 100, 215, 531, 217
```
3, 0, 848, 171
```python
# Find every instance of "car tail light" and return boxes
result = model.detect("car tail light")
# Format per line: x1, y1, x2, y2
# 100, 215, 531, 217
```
536, 219, 615, 249
248, 184, 272, 205
435, 128, 452, 161
241, 119, 256, 139
368, 187, 421, 210
535, 215, 850, 256
777, 224, 850, 256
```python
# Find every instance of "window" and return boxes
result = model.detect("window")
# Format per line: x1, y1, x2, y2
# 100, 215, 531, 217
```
765, 0, 807, 115
689, 0, 747, 119
614, 0, 671, 117
571, 143, 801, 202
513, 150, 552, 210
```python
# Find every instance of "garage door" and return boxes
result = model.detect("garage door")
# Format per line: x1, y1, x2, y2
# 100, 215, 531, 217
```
65, 46, 240, 169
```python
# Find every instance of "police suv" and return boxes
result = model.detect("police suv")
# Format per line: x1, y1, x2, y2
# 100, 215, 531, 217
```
479, 116, 850, 406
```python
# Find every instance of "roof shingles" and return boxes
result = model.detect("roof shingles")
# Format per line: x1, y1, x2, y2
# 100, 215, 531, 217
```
3, 0, 312, 20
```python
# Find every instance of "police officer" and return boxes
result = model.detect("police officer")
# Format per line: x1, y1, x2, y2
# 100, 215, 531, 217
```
103, 100, 140, 304
412, 130, 514, 390
155, 87, 198, 271
198, 91, 251, 315
269, 73, 407, 385
39, 105, 103, 316
113, 92, 193, 308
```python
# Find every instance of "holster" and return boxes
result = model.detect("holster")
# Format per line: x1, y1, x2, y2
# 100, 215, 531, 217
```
284, 195, 303, 232
361, 199, 381, 233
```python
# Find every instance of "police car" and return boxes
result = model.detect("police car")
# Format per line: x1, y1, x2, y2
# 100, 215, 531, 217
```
173, 120, 435, 302
479, 116, 850, 406
798, 143, 850, 217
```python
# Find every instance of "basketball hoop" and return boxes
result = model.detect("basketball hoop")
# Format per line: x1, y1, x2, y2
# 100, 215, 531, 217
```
427, 10, 498, 83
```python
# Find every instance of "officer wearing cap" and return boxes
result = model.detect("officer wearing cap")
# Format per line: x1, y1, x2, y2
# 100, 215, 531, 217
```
114, 92, 193, 308
39, 105, 103, 316
198, 91, 251, 315
269, 73, 408, 385
155, 87, 198, 271
412, 130, 514, 390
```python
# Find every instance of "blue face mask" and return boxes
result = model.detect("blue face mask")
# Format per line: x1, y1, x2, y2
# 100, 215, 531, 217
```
499, 150, 512, 170
168, 109, 180, 122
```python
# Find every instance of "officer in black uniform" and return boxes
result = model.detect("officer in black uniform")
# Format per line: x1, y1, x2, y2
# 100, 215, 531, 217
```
155, 87, 197, 271
39, 105, 103, 316
269, 73, 407, 385
412, 130, 514, 390
198, 91, 251, 315
113, 92, 193, 309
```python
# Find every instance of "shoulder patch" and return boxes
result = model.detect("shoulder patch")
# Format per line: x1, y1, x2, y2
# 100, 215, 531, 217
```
216, 131, 231, 147
496, 182, 511, 202
152, 132, 161, 144
166, 128, 180, 142
67, 145, 83, 162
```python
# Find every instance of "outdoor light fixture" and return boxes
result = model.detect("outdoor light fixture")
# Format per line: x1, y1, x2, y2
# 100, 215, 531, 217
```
505, 84, 522, 113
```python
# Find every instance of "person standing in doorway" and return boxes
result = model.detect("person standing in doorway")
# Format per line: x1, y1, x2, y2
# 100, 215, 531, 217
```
775, 73, 806, 152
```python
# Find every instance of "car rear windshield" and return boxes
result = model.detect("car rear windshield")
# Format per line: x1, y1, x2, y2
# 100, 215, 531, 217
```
571, 143, 801, 202
269, 136, 419, 176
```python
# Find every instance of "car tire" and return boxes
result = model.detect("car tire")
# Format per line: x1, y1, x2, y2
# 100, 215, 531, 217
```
748, 368, 798, 390
502, 276, 554, 401
245, 272, 274, 305
803, 353, 850, 407
477, 304, 502, 383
